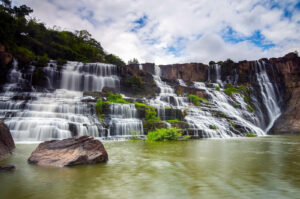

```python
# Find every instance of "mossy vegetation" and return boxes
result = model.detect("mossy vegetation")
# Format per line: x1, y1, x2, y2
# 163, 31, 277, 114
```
188, 94, 209, 106
216, 86, 220, 91
106, 92, 130, 104
167, 119, 181, 123
247, 105, 254, 112
147, 127, 186, 141
145, 107, 161, 122
246, 132, 256, 137
210, 125, 217, 130
125, 75, 144, 91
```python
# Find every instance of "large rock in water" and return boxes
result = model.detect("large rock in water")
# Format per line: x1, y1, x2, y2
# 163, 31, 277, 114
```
0, 121, 15, 161
28, 136, 108, 167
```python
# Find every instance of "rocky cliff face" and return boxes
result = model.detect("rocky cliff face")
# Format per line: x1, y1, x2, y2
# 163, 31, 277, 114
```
137, 53, 299, 135
0, 120, 15, 160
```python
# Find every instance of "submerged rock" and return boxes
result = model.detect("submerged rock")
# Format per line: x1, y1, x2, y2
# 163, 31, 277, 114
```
0, 121, 15, 161
28, 136, 108, 167
0, 165, 16, 171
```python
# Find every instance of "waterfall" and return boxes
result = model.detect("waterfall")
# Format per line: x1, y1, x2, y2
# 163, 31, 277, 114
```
60, 62, 119, 92
254, 61, 281, 132
0, 61, 120, 142
208, 64, 222, 85
0, 90, 102, 142
149, 65, 188, 120
108, 103, 143, 137
187, 82, 265, 137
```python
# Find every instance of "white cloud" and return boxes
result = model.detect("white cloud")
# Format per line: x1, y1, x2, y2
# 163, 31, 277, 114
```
14, 0, 300, 64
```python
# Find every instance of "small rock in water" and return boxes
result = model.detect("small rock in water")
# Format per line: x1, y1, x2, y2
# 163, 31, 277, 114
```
0, 165, 16, 171
28, 136, 108, 167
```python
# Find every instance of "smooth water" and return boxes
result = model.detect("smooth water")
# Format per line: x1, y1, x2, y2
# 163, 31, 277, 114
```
1, 136, 299, 199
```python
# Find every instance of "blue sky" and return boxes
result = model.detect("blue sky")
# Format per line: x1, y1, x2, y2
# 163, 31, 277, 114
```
15, 0, 300, 64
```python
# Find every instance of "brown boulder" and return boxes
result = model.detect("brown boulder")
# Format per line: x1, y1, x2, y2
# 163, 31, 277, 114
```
0, 121, 15, 161
28, 136, 108, 167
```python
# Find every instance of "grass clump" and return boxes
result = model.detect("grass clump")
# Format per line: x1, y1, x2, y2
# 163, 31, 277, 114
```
231, 122, 236, 127
145, 107, 161, 122
167, 119, 181, 123
246, 132, 256, 137
188, 94, 209, 106
95, 99, 106, 120
107, 92, 130, 104
147, 127, 184, 141
247, 105, 254, 112
210, 125, 217, 130
224, 87, 240, 96
216, 86, 220, 91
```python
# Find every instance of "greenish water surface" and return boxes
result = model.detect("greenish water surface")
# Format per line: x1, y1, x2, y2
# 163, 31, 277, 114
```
0, 136, 300, 199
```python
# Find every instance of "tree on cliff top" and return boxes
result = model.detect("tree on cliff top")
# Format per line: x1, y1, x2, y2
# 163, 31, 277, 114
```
0, 0, 125, 66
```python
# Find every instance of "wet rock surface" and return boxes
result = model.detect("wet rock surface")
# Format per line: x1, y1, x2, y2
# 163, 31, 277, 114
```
0, 121, 15, 161
28, 136, 108, 167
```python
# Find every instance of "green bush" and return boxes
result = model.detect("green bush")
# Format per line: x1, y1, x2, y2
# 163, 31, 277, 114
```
95, 99, 103, 114
188, 94, 209, 106
247, 105, 254, 112
209, 61, 215, 65
107, 92, 130, 104
246, 132, 256, 137
15, 46, 35, 64
224, 87, 240, 96
216, 86, 220, 91
56, 58, 67, 70
210, 125, 217, 130
36, 54, 49, 68
167, 119, 181, 123
231, 122, 236, 127
125, 75, 144, 90
147, 127, 183, 141
145, 107, 161, 122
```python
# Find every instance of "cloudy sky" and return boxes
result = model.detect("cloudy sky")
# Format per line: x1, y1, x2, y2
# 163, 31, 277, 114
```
14, 0, 300, 64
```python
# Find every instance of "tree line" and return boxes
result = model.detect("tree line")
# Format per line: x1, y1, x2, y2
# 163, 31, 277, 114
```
0, 0, 126, 66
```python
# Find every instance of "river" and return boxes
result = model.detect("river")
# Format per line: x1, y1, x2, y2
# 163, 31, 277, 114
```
1, 136, 300, 199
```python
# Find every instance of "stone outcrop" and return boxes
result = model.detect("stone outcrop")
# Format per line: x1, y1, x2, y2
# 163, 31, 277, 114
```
28, 136, 108, 167
0, 121, 15, 161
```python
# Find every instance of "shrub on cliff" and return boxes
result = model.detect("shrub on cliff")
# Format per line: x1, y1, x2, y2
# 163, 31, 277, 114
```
145, 107, 161, 122
107, 92, 130, 104
147, 127, 183, 141
125, 75, 144, 91
188, 94, 209, 106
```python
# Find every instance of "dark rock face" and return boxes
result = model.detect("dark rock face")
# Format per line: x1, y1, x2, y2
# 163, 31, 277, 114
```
160, 63, 208, 82
0, 121, 15, 161
28, 136, 108, 167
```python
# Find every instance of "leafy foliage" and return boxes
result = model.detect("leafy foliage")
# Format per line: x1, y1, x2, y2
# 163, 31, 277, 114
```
106, 92, 130, 104
128, 58, 139, 64
147, 127, 183, 141
145, 107, 161, 122
167, 119, 181, 123
125, 75, 144, 91
188, 94, 209, 106
210, 125, 217, 130
246, 132, 256, 137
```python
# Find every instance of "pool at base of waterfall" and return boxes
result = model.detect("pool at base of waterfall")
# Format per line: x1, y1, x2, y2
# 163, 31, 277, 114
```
1, 136, 300, 199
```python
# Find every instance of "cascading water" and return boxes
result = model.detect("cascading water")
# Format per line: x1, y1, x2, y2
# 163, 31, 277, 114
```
0, 58, 283, 141
208, 64, 222, 85
149, 65, 188, 120
108, 103, 144, 137
0, 61, 122, 142
60, 62, 119, 92
254, 61, 281, 132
